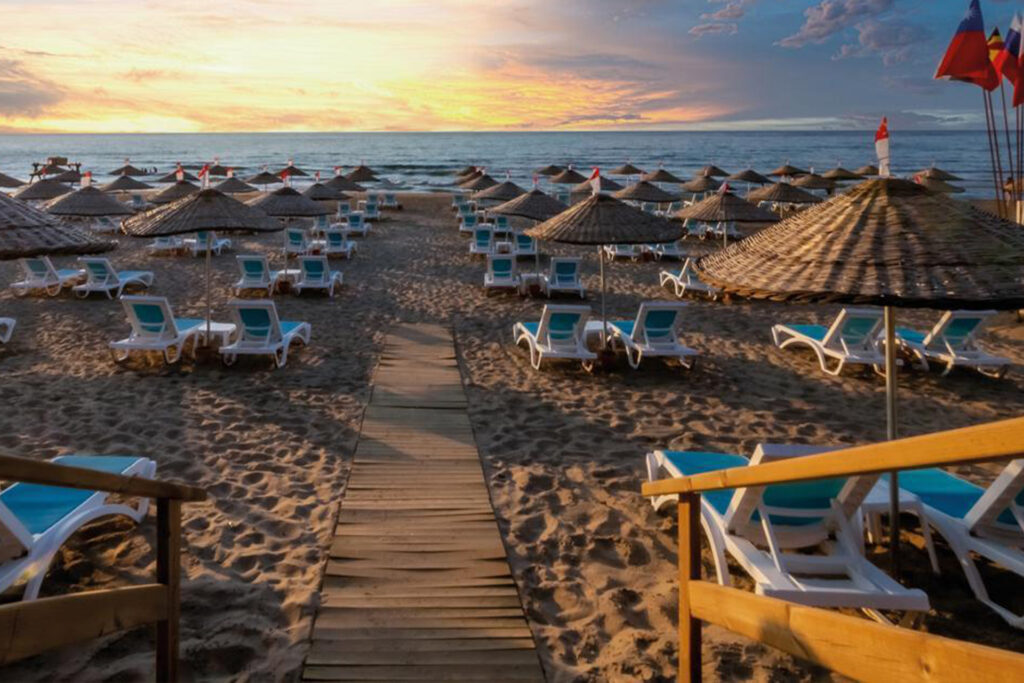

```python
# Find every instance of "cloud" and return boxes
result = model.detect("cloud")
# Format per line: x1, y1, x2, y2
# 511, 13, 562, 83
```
881, 75, 942, 96
833, 19, 929, 65
702, 1, 749, 21
778, 0, 892, 48
0, 58, 62, 116
689, 22, 738, 38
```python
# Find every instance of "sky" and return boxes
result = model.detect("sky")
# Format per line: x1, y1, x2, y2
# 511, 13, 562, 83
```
0, 0, 1019, 133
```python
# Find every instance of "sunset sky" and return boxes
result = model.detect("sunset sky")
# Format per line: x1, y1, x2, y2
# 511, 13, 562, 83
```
0, 0, 1017, 133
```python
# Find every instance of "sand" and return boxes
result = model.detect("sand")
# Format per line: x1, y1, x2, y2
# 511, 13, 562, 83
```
0, 193, 1021, 681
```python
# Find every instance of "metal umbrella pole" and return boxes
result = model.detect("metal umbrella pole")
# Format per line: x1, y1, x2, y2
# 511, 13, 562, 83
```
205, 237, 212, 345
598, 245, 608, 345
884, 305, 900, 577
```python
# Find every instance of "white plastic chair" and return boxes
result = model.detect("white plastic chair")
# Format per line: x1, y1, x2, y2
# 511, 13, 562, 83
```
73, 257, 154, 299
293, 255, 343, 298
220, 299, 311, 368
11, 257, 84, 297
109, 295, 204, 364
772, 307, 885, 376
512, 304, 597, 370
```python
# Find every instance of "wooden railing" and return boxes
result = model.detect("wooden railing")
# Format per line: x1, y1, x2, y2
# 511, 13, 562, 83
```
0, 455, 206, 682
641, 416, 1024, 682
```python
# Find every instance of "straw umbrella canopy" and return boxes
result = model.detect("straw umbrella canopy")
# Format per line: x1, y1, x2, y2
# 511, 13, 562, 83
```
101, 175, 152, 193
109, 162, 147, 176
455, 166, 476, 176
696, 164, 728, 178
613, 181, 680, 203
550, 168, 587, 185
0, 192, 115, 259
527, 193, 684, 341
52, 169, 82, 184
303, 182, 350, 202
642, 168, 686, 184
346, 165, 379, 182
472, 181, 526, 203
249, 186, 329, 217
822, 167, 864, 181
679, 174, 722, 194
726, 169, 770, 185
460, 174, 498, 192
45, 186, 133, 217
14, 179, 72, 201
157, 169, 199, 183
674, 190, 779, 234
747, 182, 822, 205
324, 174, 365, 193
0, 172, 26, 189
609, 163, 644, 176
536, 164, 565, 177
214, 176, 258, 195
245, 171, 282, 190
855, 164, 880, 176
151, 180, 200, 205
916, 166, 961, 182
915, 178, 964, 194
207, 162, 231, 176
792, 173, 837, 191
571, 176, 623, 195
123, 188, 281, 342
456, 169, 482, 185
489, 189, 567, 222
768, 163, 807, 177
696, 178, 1024, 569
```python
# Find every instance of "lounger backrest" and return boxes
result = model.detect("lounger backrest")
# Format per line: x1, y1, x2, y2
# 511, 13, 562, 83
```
487, 255, 515, 279
348, 214, 363, 228
923, 310, 996, 352
494, 216, 508, 229
325, 230, 346, 248
679, 257, 700, 282
22, 257, 54, 282
964, 459, 1024, 536
550, 258, 580, 286
121, 296, 179, 340
286, 228, 306, 248
230, 301, 284, 345
634, 302, 685, 346
315, 215, 329, 230
195, 231, 212, 246
462, 214, 477, 228
237, 256, 269, 284
823, 307, 882, 353
474, 228, 492, 247
0, 496, 34, 562
337, 202, 351, 216
385, 193, 396, 203
300, 256, 329, 283
97, 216, 114, 228
537, 305, 590, 350
80, 258, 116, 285
515, 234, 534, 249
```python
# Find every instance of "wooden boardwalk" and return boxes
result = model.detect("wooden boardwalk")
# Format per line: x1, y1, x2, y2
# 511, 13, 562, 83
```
303, 324, 545, 682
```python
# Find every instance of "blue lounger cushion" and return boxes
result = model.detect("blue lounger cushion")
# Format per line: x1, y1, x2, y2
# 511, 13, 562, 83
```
782, 324, 828, 341
893, 470, 1024, 526
281, 321, 304, 336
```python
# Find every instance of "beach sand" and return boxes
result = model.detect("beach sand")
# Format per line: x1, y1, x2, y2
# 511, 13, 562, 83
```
0, 193, 1021, 681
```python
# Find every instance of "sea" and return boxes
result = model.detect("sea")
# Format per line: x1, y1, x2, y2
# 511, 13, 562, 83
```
0, 130, 1008, 197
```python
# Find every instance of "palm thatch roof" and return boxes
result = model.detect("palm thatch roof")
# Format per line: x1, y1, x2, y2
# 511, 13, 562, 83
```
768, 163, 807, 177
248, 186, 329, 217
303, 182, 349, 202
207, 163, 231, 176
214, 177, 258, 194
526, 194, 683, 245
489, 189, 567, 222
608, 163, 644, 176
675, 191, 780, 224
854, 164, 879, 176
0, 193, 115, 258
696, 164, 728, 177
642, 168, 686, 184
822, 167, 863, 181
613, 181, 680, 203
246, 171, 282, 186
916, 167, 961, 182
156, 169, 199, 183
915, 178, 964, 194
45, 186, 133, 217
472, 181, 526, 202
0, 172, 26, 189
346, 165, 379, 182
277, 163, 308, 177
460, 174, 498, 191
696, 178, 1024, 310
571, 176, 623, 194
14, 179, 73, 201
151, 180, 200, 205
792, 173, 836, 191
110, 163, 147, 176
455, 166, 477, 176
536, 164, 565, 176
549, 168, 588, 185
51, 169, 82, 183
679, 174, 722, 193
101, 175, 153, 192
747, 182, 822, 205
726, 169, 770, 185
122, 188, 280, 237
324, 174, 365, 192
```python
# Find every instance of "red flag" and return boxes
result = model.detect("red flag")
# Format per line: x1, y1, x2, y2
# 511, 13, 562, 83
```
935, 1, 999, 91
875, 117, 890, 178
996, 17, 1021, 87
279, 168, 291, 180
588, 167, 600, 195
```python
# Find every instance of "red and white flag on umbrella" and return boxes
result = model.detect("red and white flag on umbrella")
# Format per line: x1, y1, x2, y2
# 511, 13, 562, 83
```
280, 167, 292, 186
589, 167, 601, 196
175, 163, 184, 182
875, 117, 890, 178
333, 165, 342, 176
315, 171, 321, 182
197, 164, 210, 188
82, 171, 92, 188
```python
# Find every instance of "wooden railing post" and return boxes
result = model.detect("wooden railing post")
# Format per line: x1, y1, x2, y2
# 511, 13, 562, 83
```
678, 492, 702, 683
156, 498, 181, 683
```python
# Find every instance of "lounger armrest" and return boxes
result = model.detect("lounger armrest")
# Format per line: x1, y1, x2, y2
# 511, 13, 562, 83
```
0, 454, 206, 502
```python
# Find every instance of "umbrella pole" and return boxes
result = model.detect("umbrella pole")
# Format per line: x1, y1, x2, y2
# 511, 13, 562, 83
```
205, 239, 212, 347
884, 305, 900, 578
599, 246, 607, 345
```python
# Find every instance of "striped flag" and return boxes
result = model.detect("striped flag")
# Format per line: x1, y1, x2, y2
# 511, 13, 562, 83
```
875, 117, 890, 178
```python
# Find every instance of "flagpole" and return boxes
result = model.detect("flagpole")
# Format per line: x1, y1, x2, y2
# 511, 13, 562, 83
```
999, 83, 1016, 216
982, 92, 1004, 218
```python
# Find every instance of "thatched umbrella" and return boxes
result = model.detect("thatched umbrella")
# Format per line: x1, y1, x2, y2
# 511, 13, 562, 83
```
455, 166, 477, 177
536, 164, 565, 177
277, 161, 308, 177
124, 188, 280, 342
609, 163, 644, 176
249, 186, 329, 217
324, 173, 365, 193
152, 180, 200, 205
747, 182, 822, 206
613, 181, 680, 203
303, 182, 349, 202
675, 188, 778, 245
472, 181, 526, 203
0, 172, 26, 189
916, 166, 961, 182
696, 178, 1024, 571
768, 163, 807, 177
0, 192, 115, 259
642, 168, 686, 184
460, 174, 498, 192
207, 160, 231, 176
214, 176, 258, 195
792, 173, 837, 192
52, 169, 82, 184
855, 164, 880, 177
109, 161, 147, 176
571, 176, 623, 195
915, 177, 964, 194
101, 175, 152, 193
549, 168, 587, 185
246, 170, 282, 190
490, 189, 566, 222
726, 169, 770, 185
679, 174, 722, 195
14, 179, 72, 202
696, 164, 728, 178
45, 185, 133, 217
527, 193, 683, 340
346, 165, 379, 183
822, 167, 864, 181
157, 169, 199, 183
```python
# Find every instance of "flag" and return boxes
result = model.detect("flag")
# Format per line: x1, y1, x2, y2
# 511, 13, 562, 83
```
935, 0, 999, 91
999, 16, 1022, 87
588, 167, 600, 196
82, 171, 92, 188
532, 174, 539, 187
333, 165, 342, 176
1014, 13, 1024, 107
279, 168, 291, 180
315, 171, 321, 182
197, 164, 210, 188
875, 117, 891, 178
175, 164, 184, 182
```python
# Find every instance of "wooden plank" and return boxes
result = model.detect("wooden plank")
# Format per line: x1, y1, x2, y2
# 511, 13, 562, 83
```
156, 498, 181, 683
302, 663, 541, 680
307, 639, 539, 657
0, 585, 167, 665
320, 579, 518, 594
643, 415, 1024, 497
325, 562, 512, 579
322, 597, 523, 609
678, 495, 701, 683
689, 581, 1024, 681
306, 643, 539, 664
309, 626, 535, 641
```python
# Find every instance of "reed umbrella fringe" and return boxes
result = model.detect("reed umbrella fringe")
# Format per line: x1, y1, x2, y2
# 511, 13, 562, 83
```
613, 180, 680, 203
52, 169, 83, 184
214, 177, 258, 195
13, 179, 73, 201
303, 183, 350, 202
109, 163, 148, 176
276, 163, 308, 177
822, 167, 864, 181
571, 176, 623, 194
642, 168, 686, 184
0, 192, 115, 258
324, 175, 365, 192
245, 171, 281, 186
45, 186, 134, 217
792, 174, 837, 191
679, 174, 722, 194
101, 176, 152, 192
460, 174, 498, 192
346, 165, 379, 182
854, 164, 880, 176
535, 164, 565, 176
489, 189, 566, 222
249, 186, 330, 217
747, 182, 822, 205
151, 181, 200, 205
916, 167, 961, 182
608, 163, 643, 176
549, 168, 587, 184
768, 163, 808, 177
726, 169, 770, 185
0, 172, 26, 189
674, 191, 779, 224
472, 181, 526, 202
696, 164, 728, 177
526, 193, 682, 245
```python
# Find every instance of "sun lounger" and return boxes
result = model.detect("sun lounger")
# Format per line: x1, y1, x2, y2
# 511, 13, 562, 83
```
312, 214, 344, 235
492, 215, 509, 233
11, 257, 84, 297
284, 227, 311, 257
895, 310, 1011, 378
459, 213, 479, 234
345, 212, 370, 237
220, 299, 311, 368
73, 257, 154, 299
109, 295, 204, 364
147, 236, 184, 255
485, 254, 520, 292
602, 244, 641, 261
658, 257, 719, 300
646, 444, 930, 615
382, 192, 401, 209
0, 454, 155, 600
513, 233, 537, 257
91, 216, 119, 234
361, 200, 381, 221
772, 307, 885, 376
470, 227, 494, 255
336, 201, 351, 219
512, 304, 597, 370
607, 301, 698, 369
0, 318, 14, 344
313, 228, 356, 259
131, 195, 147, 211
542, 257, 585, 299
654, 240, 686, 260
234, 255, 283, 296
292, 255, 343, 297
684, 219, 707, 239
895, 461, 1024, 627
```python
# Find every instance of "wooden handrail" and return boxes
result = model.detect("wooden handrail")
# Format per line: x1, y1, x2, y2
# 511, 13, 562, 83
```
0, 454, 206, 502
643, 415, 1024, 498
